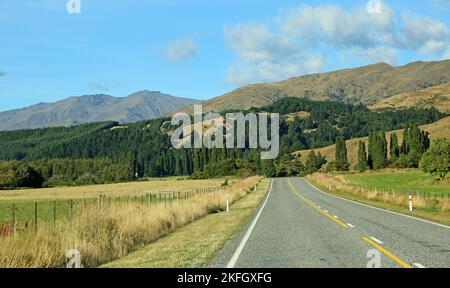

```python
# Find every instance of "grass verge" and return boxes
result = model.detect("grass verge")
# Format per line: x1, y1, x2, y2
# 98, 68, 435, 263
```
307, 173, 450, 226
102, 179, 270, 268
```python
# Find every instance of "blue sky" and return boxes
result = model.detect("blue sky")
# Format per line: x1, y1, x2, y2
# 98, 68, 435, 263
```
1, 0, 450, 111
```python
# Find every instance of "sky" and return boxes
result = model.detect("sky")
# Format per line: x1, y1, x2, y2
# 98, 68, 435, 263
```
1, 0, 450, 111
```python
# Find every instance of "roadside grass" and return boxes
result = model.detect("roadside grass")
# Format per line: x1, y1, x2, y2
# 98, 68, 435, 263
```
0, 178, 230, 225
344, 170, 450, 196
308, 171, 450, 225
102, 179, 270, 268
0, 176, 261, 268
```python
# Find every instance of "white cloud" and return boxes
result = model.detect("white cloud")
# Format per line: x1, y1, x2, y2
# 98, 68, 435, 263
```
167, 37, 198, 63
224, 3, 450, 86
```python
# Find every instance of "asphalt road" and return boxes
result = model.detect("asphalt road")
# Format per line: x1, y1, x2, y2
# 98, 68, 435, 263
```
211, 178, 450, 268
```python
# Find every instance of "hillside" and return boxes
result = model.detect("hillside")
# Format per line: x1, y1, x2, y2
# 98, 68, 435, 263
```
370, 82, 450, 113
296, 116, 450, 169
173, 60, 450, 114
0, 91, 198, 131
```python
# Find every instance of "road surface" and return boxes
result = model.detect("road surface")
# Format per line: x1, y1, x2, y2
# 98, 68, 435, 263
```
211, 178, 450, 268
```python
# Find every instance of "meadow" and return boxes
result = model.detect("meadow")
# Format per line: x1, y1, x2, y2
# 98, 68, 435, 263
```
308, 170, 450, 224
0, 176, 261, 268
0, 178, 228, 226
344, 170, 450, 196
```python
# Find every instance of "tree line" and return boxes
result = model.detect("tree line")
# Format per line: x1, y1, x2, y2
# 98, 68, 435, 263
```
0, 97, 447, 188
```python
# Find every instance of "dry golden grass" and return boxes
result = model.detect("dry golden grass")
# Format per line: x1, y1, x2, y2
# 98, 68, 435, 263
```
296, 116, 450, 168
0, 176, 261, 268
103, 179, 270, 268
370, 82, 450, 113
284, 111, 311, 122
308, 173, 450, 213
0, 178, 227, 201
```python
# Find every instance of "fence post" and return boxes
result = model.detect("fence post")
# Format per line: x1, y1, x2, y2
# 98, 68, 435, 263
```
34, 202, 38, 233
226, 191, 229, 213
53, 201, 57, 227
11, 204, 17, 235
69, 200, 73, 223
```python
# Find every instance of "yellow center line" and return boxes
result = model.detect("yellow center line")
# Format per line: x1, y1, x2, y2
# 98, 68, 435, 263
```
288, 180, 349, 229
362, 237, 412, 268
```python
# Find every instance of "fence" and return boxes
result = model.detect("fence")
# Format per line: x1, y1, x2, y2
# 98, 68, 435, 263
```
0, 183, 241, 237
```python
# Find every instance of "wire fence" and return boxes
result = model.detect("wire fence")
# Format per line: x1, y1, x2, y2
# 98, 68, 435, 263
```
0, 184, 232, 237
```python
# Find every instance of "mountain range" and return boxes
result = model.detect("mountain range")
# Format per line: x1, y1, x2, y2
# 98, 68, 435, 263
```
2, 59, 450, 131
0, 91, 198, 131
173, 59, 450, 114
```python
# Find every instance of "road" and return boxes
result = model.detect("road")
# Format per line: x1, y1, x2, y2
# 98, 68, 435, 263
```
211, 178, 450, 268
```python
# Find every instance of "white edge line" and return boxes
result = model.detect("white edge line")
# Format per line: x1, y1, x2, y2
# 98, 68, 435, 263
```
226, 179, 274, 268
369, 237, 384, 245
413, 263, 426, 268
347, 223, 355, 228
333, 215, 339, 219
302, 178, 450, 230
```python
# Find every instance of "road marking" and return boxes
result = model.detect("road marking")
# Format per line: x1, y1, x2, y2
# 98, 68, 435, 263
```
347, 223, 355, 228
362, 237, 412, 268
324, 210, 328, 213
288, 181, 348, 229
226, 179, 273, 268
369, 237, 384, 245
317, 206, 321, 208
333, 215, 339, 219
413, 263, 426, 268
301, 178, 450, 230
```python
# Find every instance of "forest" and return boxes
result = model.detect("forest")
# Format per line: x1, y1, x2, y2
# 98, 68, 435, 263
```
0, 97, 446, 188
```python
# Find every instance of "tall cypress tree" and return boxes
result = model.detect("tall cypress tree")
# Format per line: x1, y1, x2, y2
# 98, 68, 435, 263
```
335, 136, 349, 171
356, 141, 369, 172
368, 132, 388, 170
390, 133, 400, 161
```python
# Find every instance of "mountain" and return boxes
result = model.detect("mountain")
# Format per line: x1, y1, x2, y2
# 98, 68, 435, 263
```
174, 59, 450, 114
296, 116, 450, 169
370, 82, 450, 114
0, 91, 198, 131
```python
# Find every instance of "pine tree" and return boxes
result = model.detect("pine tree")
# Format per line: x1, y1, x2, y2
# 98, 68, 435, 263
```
335, 136, 349, 171
305, 150, 318, 173
356, 141, 369, 172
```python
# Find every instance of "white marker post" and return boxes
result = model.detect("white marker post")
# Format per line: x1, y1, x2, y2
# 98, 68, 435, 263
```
409, 194, 413, 212
226, 191, 230, 213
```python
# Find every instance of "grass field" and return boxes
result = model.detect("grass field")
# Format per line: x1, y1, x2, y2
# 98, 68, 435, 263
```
344, 170, 450, 196
0, 176, 261, 268
103, 179, 270, 268
0, 178, 229, 227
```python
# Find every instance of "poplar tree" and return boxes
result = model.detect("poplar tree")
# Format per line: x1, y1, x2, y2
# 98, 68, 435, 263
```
335, 136, 349, 171
356, 141, 369, 172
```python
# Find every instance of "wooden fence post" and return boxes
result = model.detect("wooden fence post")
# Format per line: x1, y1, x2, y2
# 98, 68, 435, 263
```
34, 202, 38, 233
11, 204, 17, 235
53, 201, 57, 227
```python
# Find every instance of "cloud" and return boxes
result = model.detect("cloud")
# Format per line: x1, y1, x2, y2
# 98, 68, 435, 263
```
167, 37, 198, 63
88, 81, 120, 92
224, 3, 450, 85
0, 70, 7, 77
